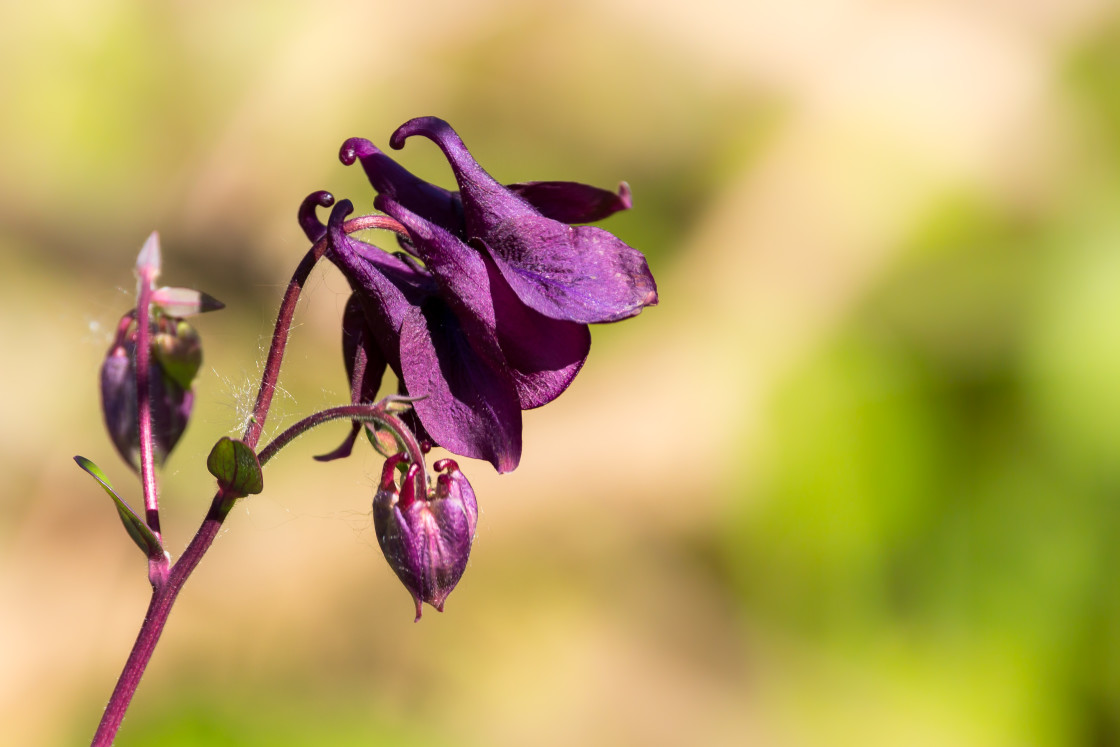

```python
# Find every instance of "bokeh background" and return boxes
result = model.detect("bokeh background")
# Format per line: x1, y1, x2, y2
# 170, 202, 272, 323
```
3, 0, 1120, 744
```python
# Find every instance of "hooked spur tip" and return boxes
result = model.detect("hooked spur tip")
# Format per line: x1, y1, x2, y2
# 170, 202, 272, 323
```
389, 116, 453, 151
339, 137, 378, 166
326, 199, 355, 229
432, 458, 458, 473
297, 191, 335, 242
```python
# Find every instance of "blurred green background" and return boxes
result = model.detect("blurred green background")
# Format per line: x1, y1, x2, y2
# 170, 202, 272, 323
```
3, 1, 1120, 745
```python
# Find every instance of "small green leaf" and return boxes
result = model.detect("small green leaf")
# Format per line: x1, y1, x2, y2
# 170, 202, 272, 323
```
74, 456, 164, 558
207, 437, 263, 496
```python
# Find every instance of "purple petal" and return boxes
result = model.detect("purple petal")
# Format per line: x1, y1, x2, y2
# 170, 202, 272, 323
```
313, 294, 390, 463
508, 181, 632, 224
389, 117, 527, 225
486, 248, 590, 407
324, 201, 429, 371
433, 458, 478, 541
379, 195, 590, 409
342, 293, 387, 405
100, 339, 193, 471
391, 117, 658, 323
478, 221, 658, 324
398, 299, 522, 473
418, 459, 478, 611
313, 421, 362, 463
326, 201, 523, 471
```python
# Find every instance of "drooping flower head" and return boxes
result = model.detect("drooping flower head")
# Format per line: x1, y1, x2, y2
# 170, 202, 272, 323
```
300, 118, 658, 618
322, 118, 658, 472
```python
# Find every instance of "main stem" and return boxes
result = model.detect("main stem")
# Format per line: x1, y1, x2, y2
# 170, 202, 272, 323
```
92, 211, 409, 745
91, 493, 234, 747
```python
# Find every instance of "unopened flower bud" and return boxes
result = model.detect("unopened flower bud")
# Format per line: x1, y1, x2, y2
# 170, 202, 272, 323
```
99, 314, 197, 470
373, 454, 478, 620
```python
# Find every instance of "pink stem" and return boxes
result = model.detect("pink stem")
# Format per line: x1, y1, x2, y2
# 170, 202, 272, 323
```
134, 266, 162, 539
257, 402, 428, 495
91, 492, 235, 747
241, 214, 406, 450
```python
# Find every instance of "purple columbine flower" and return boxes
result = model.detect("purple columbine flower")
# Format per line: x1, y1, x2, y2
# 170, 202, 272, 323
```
317, 119, 657, 472
373, 453, 478, 621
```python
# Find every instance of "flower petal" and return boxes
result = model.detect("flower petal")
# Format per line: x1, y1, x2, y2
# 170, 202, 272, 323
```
507, 181, 632, 224
341, 293, 387, 405
399, 299, 522, 473
326, 200, 523, 471
324, 201, 431, 371
478, 221, 658, 324
298, 191, 335, 242
390, 117, 658, 323
379, 195, 590, 409
343, 136, 631, 226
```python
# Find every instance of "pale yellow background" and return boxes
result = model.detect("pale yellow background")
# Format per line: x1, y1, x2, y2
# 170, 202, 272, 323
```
2, 1, 1119, 745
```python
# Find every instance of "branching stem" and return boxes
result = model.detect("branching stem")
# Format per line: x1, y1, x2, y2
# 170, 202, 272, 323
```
242, 213, 407, 451
92, 211, 408, 746
258, 402, 429, 495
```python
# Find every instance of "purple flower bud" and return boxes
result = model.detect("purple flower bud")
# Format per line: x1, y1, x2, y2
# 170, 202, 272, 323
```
99, 314, 196, 471
372, 454, 478, 620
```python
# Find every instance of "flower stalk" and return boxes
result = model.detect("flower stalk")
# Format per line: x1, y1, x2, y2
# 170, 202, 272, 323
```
133, 233, 163, 537
242, 203, 408, 450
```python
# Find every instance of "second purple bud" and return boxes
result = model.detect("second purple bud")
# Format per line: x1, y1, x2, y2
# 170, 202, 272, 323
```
373, 454, 478, 620
99, 313, 199, 471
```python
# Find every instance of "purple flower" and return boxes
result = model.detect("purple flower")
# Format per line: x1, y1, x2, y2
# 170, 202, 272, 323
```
373, 454, 478, 620
321, 119, 658, 472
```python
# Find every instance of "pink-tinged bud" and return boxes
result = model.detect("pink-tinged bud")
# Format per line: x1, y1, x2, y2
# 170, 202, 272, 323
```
373, 455, 478, 620
99, 315, 197, 471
